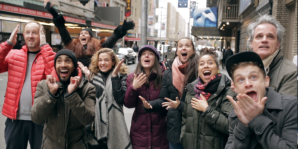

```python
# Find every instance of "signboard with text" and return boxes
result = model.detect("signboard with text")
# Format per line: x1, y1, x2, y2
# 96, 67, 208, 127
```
178, 0, 188, 8
125, 0, 131, 17
0, 3, 86, 24
91, 22, 116, 29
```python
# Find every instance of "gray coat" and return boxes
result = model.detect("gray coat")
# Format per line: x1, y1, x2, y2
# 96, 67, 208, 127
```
225, 87, 297, 149
268, 50, 297, 97
180, 74, 236, 149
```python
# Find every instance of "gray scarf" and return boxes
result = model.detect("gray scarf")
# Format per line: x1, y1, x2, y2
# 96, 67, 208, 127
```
92, 72, 132, 149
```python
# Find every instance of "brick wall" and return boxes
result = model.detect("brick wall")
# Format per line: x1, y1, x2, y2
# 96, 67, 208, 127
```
272, 0, 297, 60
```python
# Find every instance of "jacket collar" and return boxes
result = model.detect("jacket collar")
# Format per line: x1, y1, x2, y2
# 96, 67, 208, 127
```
264, 87, 283, 110
268, 50, 283, 71
50, 68, 84, 88
185, 73, 230, 96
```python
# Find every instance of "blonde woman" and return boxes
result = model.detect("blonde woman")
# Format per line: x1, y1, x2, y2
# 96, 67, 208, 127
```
79, 48, 132, 149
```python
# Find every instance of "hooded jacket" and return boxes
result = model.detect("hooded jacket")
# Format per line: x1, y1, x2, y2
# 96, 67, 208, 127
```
31, 68, 96, 149
0, 41, 55, 120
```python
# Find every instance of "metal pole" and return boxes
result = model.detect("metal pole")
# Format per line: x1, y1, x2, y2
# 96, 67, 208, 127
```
141, 0, 148, 46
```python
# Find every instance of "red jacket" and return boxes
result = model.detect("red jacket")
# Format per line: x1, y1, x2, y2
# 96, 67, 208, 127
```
124, 64, 169, 149
0, 41, 55, 120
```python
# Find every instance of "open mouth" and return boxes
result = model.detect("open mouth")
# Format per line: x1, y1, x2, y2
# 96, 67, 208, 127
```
203, 70, 211, 77
259, 45, 269, 49
143, 60, 151, 65
246, 91, 257, 101
81, 38, 87, 42
182, 53, 188, 57
60, 69, 69, 77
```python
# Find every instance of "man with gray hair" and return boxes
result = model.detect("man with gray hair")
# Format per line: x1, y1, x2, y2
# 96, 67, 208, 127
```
247, 14, 297, 97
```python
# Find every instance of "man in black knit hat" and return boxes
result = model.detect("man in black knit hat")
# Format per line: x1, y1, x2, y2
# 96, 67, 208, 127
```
31, 49, 96, 149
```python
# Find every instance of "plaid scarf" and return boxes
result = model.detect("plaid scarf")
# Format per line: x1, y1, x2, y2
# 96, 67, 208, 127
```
194, 74, 221, 100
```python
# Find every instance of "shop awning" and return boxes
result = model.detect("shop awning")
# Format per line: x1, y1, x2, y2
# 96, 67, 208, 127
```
125, 37, 140, 41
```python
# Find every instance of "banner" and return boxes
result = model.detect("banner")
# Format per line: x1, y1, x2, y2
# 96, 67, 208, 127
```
125, 0, 131, 17
178, 0, 188, 8
190, 1, 196, 18
193, 7, 217, 27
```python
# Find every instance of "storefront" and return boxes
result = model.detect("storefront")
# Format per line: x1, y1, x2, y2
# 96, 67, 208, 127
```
0, 2, 87, 51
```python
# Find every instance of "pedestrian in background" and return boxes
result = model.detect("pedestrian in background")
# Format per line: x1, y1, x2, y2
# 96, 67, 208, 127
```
180, 49, 236, 149
124, 45, 168, 149
221, 47, 226, 69
216, 48, 223, 68
79, 48, 132, 149
223, 46, 234, 64
246, 14, 297, 97
142, 37, 199, 149
31, 49, 96, 149
133, 43, 139, 53
0, 23, 55, 149
45, 0, 135, 67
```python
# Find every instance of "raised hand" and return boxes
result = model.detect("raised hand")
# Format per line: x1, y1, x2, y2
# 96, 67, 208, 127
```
122, 17, 135, 31
40, 25, 46, 46
227, 95, 250, 126
46, 75, 59, 95
190, 94, 209, 112
112, 59, 124, 77
236, 94, 267, 122
162, 97, 180, 110
132, 73, 146, 89
44, 0, 53, 8
8, 24, 19, 45
139, 96, 152, 109
67, 76, 81, 94
78, 62, 90, 77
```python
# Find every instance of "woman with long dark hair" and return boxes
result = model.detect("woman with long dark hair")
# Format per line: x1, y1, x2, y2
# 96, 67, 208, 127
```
79, 48, 132, 149
124, 45, 168, 149
140, 37, 199, 149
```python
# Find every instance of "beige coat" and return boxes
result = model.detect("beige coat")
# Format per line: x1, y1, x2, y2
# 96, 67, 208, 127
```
268, 50, 297, 97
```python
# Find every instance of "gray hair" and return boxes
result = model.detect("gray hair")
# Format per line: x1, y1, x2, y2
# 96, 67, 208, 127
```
247, 14, 285, 49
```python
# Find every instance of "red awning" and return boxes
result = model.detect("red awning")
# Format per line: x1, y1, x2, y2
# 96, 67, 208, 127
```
125, 37, 140, 41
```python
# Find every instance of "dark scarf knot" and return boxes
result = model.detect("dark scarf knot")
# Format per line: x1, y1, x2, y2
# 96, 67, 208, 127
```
194, 73, 221, 100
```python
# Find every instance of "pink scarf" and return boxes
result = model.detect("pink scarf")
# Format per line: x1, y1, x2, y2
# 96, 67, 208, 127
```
172, 57, 185, 97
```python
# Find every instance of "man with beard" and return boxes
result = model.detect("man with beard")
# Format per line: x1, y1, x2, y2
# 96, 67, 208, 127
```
44, 0, 135, 67
31, 49, 96, 149
0, 22, 55, 149
225, 51, 297, 149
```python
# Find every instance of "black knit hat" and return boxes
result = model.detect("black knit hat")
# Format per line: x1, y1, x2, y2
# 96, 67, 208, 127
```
54, 49, 78, 68
81, 28, 93, 37
225, 51, 265, 78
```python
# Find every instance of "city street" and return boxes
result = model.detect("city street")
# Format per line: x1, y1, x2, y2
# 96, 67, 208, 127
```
0, 59, 228, 148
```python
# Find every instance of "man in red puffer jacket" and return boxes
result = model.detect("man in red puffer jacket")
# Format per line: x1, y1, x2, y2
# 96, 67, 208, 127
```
0, 22, 55, 149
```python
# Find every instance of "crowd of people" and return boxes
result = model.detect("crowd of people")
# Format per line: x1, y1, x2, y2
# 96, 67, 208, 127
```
0, 0, 297, 148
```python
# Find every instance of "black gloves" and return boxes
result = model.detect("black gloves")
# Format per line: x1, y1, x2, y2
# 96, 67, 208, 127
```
45, 2, 59, 18
114, 19, 135, 37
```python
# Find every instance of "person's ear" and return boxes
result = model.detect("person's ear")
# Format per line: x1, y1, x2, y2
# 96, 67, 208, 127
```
265, 76, 270, 87
276, 42, 280, 50
231, 80, 237, 93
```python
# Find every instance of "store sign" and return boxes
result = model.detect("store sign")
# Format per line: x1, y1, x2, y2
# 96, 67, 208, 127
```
0, 3, 52, 18
91, 22, 116, 29
64, 16, 86, 24
178, 0, 188, 8
125, 0, 131, 17
0, 3, 86, 24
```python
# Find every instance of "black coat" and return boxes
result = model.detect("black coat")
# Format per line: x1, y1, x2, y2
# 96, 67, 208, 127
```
145, 60, 185, 144
223, 49, 233, 62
